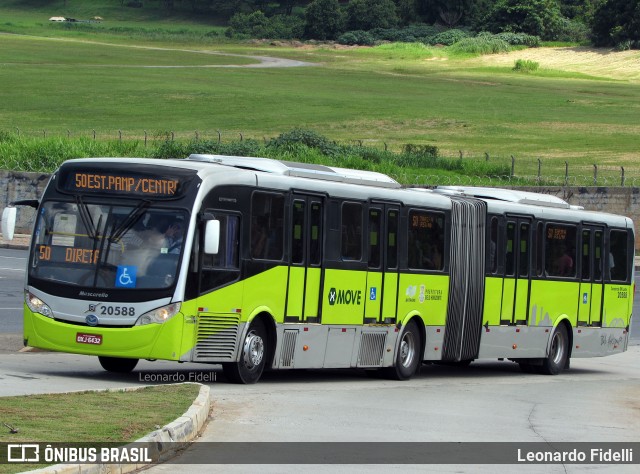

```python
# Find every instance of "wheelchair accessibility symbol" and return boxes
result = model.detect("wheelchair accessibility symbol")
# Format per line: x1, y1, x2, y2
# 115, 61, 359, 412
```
116, 266, 137, 288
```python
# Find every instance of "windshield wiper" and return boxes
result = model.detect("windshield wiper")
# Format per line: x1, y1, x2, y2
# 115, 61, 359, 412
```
75, 195, 97, 240
109, 200, 151, 243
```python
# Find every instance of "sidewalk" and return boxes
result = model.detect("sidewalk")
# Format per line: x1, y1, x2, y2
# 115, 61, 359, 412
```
0, 233, 31, 250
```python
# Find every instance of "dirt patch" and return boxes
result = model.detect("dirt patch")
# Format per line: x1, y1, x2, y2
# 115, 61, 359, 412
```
471, 46, 640, 81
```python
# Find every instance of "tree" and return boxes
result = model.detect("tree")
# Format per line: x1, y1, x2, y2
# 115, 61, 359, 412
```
304, 0, 345, 40
346, 0, 399, 31
591, 0, 640, 47
484, 0, 565, 39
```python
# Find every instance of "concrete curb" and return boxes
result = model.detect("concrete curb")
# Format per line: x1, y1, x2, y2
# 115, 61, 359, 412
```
23, 382, 212, 473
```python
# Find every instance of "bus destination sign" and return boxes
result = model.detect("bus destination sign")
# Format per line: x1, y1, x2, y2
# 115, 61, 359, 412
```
68, 172, 179, 197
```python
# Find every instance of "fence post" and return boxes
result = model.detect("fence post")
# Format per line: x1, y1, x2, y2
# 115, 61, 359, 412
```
484, 152, 489, 161
171, 131, 174, 141
43, 129, 46, 138
93, 130, 96, 140
144, 130, 147, 147
239, 133, 243, 141
384, 142, 388, 151
459, 150, 463, 161
15, 127, 19, 136
119, 130, 122, 142
510, 155, 515, 178
195, 130, 199, 141
67, 129, 71, 139
537, 158, 541, 183
217, 130, 221, 143
593, 164, 597, 186
621, 166, 625, 187
564, 161, 569, 187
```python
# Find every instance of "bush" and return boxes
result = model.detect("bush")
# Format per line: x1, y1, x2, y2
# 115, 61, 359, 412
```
226, 11, 304, 40
428, 29, 469, 46
449, 35, 511, 55
337, 30, 376, 46
494, 32, 540, 46
268, 128, 341, 157
513, 59, 539, 72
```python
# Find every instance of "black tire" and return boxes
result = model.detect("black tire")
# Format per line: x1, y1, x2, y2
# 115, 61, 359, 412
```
383, 320, 421, 380
223, 319, 267, 384
540, 324, 569, 375
98, 356, 138, 373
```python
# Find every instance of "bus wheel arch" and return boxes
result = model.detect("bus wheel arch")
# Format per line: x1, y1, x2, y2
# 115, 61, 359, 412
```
223, 313, 275, 384
541, 319, 572, 375
384, 317, 424, 380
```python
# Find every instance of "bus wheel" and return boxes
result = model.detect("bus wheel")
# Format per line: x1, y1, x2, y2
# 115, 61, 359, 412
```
540, 324, 569, 375
384, 320, 421, 380
98, 356, 138, 373
223, 319, 267, 384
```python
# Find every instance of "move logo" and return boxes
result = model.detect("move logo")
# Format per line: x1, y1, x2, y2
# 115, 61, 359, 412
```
328, 287, 362, 306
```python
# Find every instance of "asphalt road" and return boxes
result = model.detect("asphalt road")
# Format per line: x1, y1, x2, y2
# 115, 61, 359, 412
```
0, 248, 26, 334
0, 348, 638, 473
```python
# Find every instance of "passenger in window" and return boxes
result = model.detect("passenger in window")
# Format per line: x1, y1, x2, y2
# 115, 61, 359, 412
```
556, 244, 574, 277
163, 221, 183, 254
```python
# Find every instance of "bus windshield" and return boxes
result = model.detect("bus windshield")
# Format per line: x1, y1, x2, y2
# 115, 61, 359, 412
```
30, 200, 188, 290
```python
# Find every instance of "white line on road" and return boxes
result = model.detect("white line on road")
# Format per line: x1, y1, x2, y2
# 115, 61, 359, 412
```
0, 256, 26, 259
0, 267, 25, 271
0, 307, 22, 310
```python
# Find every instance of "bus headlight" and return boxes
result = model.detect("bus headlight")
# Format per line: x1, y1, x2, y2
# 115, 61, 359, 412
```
135, 302, 181, 326
25, 290, 53, 318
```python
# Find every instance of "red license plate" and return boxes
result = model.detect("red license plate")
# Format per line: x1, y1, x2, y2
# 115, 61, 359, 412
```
76, 333, 102, 345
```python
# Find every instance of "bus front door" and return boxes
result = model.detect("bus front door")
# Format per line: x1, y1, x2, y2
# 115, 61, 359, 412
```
286, 197, 323, 323
501, 219, 532, 324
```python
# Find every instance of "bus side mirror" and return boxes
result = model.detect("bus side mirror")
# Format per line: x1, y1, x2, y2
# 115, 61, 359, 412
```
1, 207, 16, 241
204, 220, 220, 255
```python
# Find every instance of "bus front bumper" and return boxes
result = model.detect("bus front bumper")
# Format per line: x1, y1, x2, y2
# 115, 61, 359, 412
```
24, 308, 186, 361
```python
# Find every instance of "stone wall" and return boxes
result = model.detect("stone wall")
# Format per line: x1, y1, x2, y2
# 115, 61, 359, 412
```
2, 171, 639, 249
0, 170, 50, 234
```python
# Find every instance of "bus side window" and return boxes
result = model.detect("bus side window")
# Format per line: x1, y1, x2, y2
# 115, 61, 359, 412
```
488, 217, 498, 274
505, 222, 515, 277
387, 210, 398, 269
291, 200, 305, 265
200, 214, 240, 293
545, 224, 577, 278
594, 231, 603, 281
581, 230, 591, 281
341, 202, 363, 261
368, 208, 381, 269
609, 229, 629, 282
251, 192, 284, 260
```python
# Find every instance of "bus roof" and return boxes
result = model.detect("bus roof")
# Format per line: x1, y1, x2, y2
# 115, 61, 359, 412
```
187, 154, 401, 188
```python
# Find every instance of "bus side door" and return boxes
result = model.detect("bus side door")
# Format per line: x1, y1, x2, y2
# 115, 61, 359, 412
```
577, 226, 605, 326
501, 218, 532, 324
286, 196, 324, 323
364, 205, 400, 323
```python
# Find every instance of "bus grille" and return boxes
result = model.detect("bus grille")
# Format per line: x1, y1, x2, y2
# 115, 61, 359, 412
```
280, 330, 298, 368
193, 314, 240, 362
357, 332, 386, 367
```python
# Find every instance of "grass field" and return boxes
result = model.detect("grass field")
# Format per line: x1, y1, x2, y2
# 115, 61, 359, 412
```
0, 1, 639, 182
0, 383, 201, 473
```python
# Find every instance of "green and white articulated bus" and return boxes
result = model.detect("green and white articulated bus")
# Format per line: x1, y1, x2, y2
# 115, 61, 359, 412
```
2, 155, 634, 383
